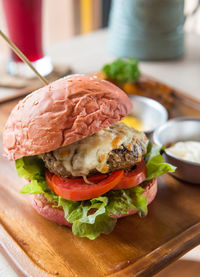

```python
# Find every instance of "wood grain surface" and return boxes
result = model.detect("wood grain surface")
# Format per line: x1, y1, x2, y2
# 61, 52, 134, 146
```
0, 78, 200, 277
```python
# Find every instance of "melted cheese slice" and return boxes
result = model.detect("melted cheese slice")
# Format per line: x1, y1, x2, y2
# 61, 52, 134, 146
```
53, 122, 147, 177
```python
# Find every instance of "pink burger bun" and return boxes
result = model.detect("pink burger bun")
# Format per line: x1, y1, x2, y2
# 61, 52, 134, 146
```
3, 75, 132, 160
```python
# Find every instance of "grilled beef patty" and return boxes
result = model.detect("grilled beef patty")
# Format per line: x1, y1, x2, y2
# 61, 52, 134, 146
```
41, 145, 145, 178
41, 123, 147, 178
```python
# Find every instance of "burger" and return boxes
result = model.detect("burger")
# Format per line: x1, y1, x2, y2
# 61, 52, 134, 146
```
3, 75, 175, 240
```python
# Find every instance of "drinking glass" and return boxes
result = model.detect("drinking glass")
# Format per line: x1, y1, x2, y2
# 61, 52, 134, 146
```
2, 0, 53, 77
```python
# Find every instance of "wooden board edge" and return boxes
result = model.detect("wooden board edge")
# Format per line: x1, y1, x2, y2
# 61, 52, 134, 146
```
142, 73, 200, 109
109, 222, 200, 277
0, 223, 52, 277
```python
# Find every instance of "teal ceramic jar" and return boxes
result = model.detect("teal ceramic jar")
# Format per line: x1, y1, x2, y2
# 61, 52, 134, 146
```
108, 0, 185, 60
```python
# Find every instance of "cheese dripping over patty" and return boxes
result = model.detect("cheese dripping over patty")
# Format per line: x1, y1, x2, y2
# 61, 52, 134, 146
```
52, 122, 147, 177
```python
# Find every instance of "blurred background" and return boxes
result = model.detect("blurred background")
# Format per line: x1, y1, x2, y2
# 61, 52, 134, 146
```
0, 0, 200, 59
0, 0, 112, 59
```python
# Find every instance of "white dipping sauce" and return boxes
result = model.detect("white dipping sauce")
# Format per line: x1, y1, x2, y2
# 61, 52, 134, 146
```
166, 141, 200, 163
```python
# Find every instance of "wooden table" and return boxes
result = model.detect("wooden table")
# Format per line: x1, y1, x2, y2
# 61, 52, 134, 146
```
0, 29, 200, 276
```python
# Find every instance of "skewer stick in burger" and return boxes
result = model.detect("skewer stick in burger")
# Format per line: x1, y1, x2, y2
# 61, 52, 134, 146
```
3, 75, 175, 239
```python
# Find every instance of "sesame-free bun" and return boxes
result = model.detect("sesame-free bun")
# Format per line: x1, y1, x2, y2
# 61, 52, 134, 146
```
28, 194, 72, 227
3, 75, 132, 160
29, 179, 157, 227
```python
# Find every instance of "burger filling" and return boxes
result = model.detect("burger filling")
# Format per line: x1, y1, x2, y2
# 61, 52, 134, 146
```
40, 122, 147, 178
15, 123, 176, 240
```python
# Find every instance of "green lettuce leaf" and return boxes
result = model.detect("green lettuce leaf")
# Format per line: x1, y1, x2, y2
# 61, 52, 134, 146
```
44, 192, 59, 202
58, 196, 116, 239
57, 189, 147, 240
72, 213, 116, 240
102, 58, 140, 84
20, 179, 47, 194
145, 142, 176, 180
15, 156, 45, 180
15, 156, 49, 194
106, 186, 147, 217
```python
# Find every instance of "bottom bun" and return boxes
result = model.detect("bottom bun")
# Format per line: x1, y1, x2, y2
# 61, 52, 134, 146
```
29, 194, 72, 227
29, 178, 157, 226
112, 178, 157, 218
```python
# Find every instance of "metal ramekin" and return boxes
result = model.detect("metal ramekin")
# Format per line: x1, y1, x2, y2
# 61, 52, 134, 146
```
128, 95, 168, 136
153, 117, 200, 184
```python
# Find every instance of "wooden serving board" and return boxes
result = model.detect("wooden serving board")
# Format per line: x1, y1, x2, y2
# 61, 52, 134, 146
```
0, 77, 200, 277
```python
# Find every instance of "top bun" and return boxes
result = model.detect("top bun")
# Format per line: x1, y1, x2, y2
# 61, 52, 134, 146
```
3, 75, 132, 160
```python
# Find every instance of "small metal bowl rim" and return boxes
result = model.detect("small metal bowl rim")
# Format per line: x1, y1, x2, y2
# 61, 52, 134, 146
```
153, 117, 200, 167
128, 95, 168, 134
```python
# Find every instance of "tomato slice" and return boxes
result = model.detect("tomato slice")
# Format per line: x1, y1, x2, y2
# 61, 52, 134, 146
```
113, 160, 146, 190
45, 170, 124, 201
87, 173, 107, 183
